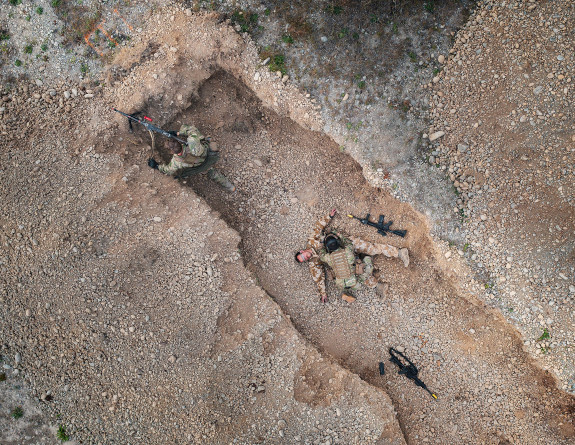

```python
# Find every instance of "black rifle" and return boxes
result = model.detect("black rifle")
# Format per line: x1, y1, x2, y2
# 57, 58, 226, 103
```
113, 108, 188, 146
389, 347, 437, 400
347, 213, 407, 238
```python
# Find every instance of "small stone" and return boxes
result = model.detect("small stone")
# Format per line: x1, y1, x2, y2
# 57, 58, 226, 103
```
15, 353, 21, 364
25, 309, 31, 317
438, 54, 445, 63
480, 214, 487, 221
168, 355, 176, 363
396, 346, 405, 353
429, 131, 445, 141
557, 55, 564, 61
342, 93, 349, 101
342, 294, 356, 303
445, 251, 452, 258
35, 79, 43, 86
320, 36, 328, 42
153, 217, 162, 222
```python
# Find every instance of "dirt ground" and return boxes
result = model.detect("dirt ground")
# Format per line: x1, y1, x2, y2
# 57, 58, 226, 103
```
1, 1, 574, 444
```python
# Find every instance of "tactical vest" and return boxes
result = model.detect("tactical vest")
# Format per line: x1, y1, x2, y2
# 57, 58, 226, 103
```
329, 249, 354, 280
177, 139, 208, 166
323, 246, 357, 289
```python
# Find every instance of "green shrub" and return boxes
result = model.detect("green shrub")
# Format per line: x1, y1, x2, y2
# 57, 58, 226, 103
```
11, 407, 24, 419
56, 425, 69, 441
9, 0, 22, 5
37, 7, 44, 14
14, 59, 22, 66
24, 44, 33, 54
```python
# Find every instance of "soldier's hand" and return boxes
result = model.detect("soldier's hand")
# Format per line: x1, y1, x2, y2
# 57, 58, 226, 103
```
320, 294, 328, 303
329, 208, 337, 218
147, 158, 159, 170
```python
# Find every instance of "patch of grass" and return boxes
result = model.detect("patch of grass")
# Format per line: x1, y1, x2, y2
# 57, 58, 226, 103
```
36, 6, 44, 14
41, 43, 48, 51
391, 22, 398, 34
231, 10, 259, 34
268, 53, 286, 75
538, 328, 550, 341
424, 2, 435, 13
14, 59, 22, 66
281, 34, 293, 44
352, 32, 359, 40
51, 2, 102, 46
433, 68, 440, 76
357, 80, 366, 89
463, 243, 470, 252
337, 28, 348, 39
0, 30, 9, 41
56, 425, 69, 442
407, 51, 417, 62
264, 8, 271, 16
9, 0, 22, 5
369, 13, 379, 23
508, 307, 514, 312
11, 406, 24, 419
326, 5, 343, 15
484, 282, 493, 289
25, 15, 31, 21
0, 372, 6, 381
80, 62, 89, 74
24, 44, 33, 54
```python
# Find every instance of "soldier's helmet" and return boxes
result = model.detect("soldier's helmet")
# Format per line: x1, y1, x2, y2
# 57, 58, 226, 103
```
324, 234, 341, 253
165, 139, 182, 154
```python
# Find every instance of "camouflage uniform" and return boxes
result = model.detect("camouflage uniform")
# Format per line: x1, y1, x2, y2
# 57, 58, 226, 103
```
305, 212, 401, 299
158, 124, 233, 189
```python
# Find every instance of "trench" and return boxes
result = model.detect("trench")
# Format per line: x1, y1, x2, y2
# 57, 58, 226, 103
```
152, 71, 574, 444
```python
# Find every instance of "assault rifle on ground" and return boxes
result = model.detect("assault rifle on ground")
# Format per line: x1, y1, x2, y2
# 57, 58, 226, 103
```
113, 108, 188, 146
389, 347, 437, 400
347, 213, 407, 238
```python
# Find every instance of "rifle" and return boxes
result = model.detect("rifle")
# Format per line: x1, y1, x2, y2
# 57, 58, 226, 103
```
113, 108, 188, 146
389, 347, 437, 400
347, 213, 407, 238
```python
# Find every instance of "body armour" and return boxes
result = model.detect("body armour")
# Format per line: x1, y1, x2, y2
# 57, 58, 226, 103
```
322, 246, 357, 289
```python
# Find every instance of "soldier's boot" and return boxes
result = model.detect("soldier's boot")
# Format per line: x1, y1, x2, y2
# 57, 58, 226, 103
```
208, 168, 236, 192
398, 248, 410, 268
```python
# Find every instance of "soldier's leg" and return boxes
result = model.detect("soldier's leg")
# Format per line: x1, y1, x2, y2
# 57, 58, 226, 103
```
207, 168, 236, 192
352, 256, 377, 289
350, 237, 409, 267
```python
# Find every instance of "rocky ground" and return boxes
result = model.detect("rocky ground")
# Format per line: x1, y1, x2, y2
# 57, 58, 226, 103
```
427, 0, 575, 392
1, 0, 574, 444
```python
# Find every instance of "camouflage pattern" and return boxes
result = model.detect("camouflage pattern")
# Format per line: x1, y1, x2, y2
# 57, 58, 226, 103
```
158, 124, 234, 190
158, 124, 208, 175
305, 212, 400, 299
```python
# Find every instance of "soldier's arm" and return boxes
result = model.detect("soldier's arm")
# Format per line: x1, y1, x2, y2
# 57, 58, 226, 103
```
308, 258, 327, 302
158, 157, 181, 176
307, 213, 334, 250
349, 236, 399, 258
179, 124, 207, 157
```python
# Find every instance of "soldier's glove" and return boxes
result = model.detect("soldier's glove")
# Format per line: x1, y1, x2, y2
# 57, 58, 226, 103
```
320, 294, 328, 304
147, 158, 159, 170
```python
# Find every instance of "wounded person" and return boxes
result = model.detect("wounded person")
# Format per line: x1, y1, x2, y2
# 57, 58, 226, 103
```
295, 209, 409, 303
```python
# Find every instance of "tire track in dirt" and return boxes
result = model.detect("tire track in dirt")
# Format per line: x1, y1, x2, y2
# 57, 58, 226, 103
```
168, 71, 575, 444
